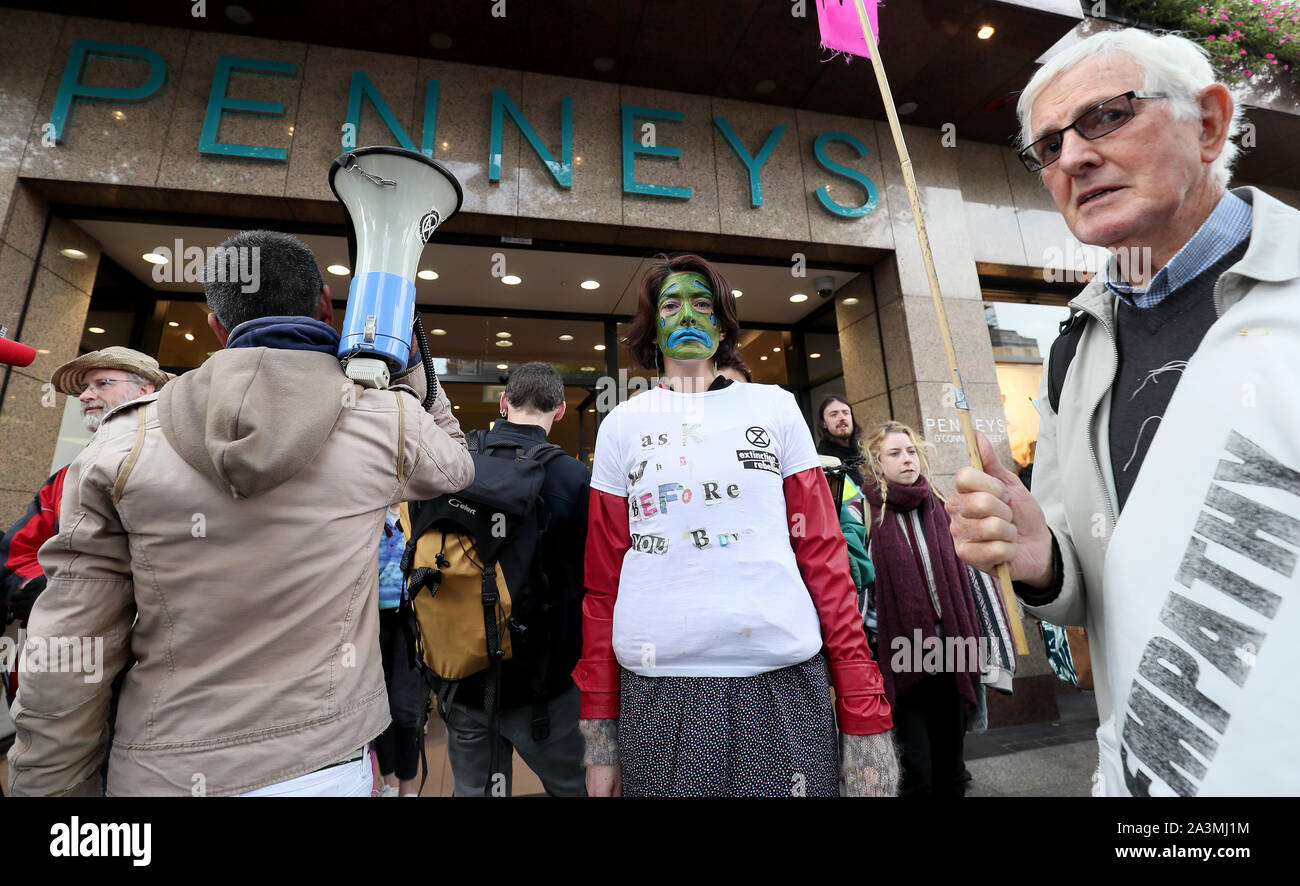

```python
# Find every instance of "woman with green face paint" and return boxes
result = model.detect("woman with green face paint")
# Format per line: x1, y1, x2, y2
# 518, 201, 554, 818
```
573, 253, 901, 797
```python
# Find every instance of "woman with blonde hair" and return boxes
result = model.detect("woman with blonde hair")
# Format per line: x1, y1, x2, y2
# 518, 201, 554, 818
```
862, 421, 981, 797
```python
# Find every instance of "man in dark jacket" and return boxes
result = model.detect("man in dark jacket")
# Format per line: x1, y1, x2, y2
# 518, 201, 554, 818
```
816, 395, 866, 491
440, 361, 591, 796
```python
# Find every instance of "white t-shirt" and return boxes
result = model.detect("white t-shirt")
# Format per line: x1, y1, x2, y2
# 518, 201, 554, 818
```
590, 382, 825, 677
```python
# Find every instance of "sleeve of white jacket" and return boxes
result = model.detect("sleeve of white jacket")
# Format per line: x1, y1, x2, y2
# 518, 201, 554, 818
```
7, 440, 135, 797
395, 381, 475, 503
1021, 366, 1088, 627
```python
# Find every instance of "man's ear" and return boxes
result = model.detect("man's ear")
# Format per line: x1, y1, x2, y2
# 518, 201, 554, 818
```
317, 284, 335, 327
499, 391, 509, 417
1197, 83, 1234, 165
207, 312, 230, 347
554, 400, 567, 423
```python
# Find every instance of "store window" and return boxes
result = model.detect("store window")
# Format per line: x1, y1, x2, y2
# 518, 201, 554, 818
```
985, 301, 1070, 468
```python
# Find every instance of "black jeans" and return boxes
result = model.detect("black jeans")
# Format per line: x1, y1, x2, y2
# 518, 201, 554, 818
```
893, 672, 969, 798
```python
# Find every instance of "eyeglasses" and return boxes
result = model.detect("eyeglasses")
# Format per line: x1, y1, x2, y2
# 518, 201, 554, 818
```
75, 378, 137, 396
1019, 91, 1169, 173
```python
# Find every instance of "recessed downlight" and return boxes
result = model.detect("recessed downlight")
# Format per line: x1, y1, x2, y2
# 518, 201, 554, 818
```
496, 340, 513, 348
431, 328, 447, 336
417, 269, 439, 280
581, 365, 596, 372
593, 344, 606, 351
580, 280, 600, 290
167, 321, 180, 327
141, 252, 168, 265
843, 297, 860, 306
558, 334, 574, 341
184, 333, 195, 341
977, 25, 995, 40
496, 331, 512, 338
760, 355, 768, 361
326, 264, 350, 276
810, 352, 822, 359
731, 289, 743, 298
496, 363, 508, 370
789, 293, 808, 303
501, 275, 522, 285
87, 326, 106, 334
59, 248, 88, 260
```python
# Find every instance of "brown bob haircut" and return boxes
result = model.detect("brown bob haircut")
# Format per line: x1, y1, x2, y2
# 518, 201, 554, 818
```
621, 253, 742, 371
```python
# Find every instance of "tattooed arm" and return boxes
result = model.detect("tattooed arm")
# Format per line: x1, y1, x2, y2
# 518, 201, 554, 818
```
580, 718, 622, 797
840, 731, 901, 797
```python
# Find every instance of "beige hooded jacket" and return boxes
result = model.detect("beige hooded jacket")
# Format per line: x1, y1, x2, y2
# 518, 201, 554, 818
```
7, 348, 473, 796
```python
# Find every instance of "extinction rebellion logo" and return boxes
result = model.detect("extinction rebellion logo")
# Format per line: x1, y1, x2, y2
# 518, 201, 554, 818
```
736, 449, 780, 474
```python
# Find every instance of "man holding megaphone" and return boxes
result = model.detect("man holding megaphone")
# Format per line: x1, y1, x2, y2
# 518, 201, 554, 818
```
7, 225, 474, 797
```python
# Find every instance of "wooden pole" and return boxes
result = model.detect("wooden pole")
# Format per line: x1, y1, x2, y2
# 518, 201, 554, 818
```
850, 0, 1030, 655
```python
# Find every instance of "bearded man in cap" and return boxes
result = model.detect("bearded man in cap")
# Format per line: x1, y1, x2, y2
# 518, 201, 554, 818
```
1, 348, 171, 698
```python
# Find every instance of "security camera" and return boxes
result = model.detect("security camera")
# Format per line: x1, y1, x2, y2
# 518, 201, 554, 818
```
815, 275, 835, 299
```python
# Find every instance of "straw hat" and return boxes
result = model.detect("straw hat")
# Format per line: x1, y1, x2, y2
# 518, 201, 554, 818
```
51, 346, 175, 395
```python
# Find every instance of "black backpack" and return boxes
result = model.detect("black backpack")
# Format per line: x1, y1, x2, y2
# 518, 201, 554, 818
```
1047, 309, 1088, 414
397, 429, 564, 794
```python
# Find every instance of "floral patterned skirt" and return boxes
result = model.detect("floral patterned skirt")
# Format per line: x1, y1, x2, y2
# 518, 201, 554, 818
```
617, 654, 839, 797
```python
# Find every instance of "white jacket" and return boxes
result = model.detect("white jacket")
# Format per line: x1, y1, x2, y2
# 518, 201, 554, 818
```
1025, 187, 1300, 796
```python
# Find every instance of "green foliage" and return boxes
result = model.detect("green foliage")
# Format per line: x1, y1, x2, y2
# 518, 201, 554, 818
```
1114, 0, 1299, 85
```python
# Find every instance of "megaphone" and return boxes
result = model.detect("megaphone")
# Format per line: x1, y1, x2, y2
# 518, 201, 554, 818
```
329, 146, 463, 392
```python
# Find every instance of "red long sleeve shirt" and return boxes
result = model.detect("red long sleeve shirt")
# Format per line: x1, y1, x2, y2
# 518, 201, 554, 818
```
572, 466, 893, 735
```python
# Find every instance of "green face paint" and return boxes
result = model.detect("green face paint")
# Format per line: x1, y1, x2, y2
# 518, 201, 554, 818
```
656, 272, 721, 362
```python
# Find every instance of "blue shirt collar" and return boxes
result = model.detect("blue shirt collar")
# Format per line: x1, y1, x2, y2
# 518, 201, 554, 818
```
1105, 190, 1252, 309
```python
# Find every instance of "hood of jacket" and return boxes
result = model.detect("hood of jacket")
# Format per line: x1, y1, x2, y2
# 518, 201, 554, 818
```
156, 348, 355, 499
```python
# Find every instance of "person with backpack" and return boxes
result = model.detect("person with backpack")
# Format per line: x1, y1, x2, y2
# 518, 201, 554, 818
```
7, 230, 474, 796
575, 253, 898, 797
405, 361, 590, 796
373, 505, 424, 797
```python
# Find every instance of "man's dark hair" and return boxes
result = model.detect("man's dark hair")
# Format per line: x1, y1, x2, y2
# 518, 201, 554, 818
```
204, 230, 323, 332
622, 253, 741, 371
817, 395, 863, 450
505, 361, 565, 413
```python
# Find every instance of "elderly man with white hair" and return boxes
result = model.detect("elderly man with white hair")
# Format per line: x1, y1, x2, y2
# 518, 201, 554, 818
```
946, 28, 1300, 796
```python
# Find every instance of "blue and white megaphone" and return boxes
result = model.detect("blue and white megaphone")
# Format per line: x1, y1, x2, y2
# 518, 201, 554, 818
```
329, 146, 463, 393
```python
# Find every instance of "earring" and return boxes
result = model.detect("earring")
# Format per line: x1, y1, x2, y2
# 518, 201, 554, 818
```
499, 408, 507, 418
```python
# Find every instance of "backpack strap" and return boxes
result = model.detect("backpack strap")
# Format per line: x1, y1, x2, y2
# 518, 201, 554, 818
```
479, 559, 506, 796
112, 407, 149, 507
522, 442, 565, 466
1047, 310, 1088, 415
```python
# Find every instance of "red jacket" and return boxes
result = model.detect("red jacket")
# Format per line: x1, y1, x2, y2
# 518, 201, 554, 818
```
1, 466, 66, 602
1, 466, 66, 698
572, 466, 893, 735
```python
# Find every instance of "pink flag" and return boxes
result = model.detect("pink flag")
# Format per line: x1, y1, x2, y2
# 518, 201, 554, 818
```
815, 0, 880, 59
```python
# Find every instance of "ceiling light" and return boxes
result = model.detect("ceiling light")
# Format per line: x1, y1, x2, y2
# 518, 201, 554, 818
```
37, 348, 50, 355
431, 328, 447, 336
843, 297, 860, 306
87, 326, 106, 334
755, 80, 776, 95
59, 248, 88, 260
225, 5, 253, 24
287, 125, 294, 135
558, 334, 574, 341
580, 280, 600, 290
453, 404, 460, 410
184, 333, 195, 341
789, 293, 808, 303
141, 252, 168, 265
897, 102, 919, 116
593, 56, 615, 72
760, 355, 768, 361
326, 264, 350, 276
810, 352, 822, 359
501, 275, 522, 285
417, 269, 439, 280
772, 347, 781, 352
441, 141, 449, 150
167, 321, 180, 327
581, 365, 595, 372
977, 25, 995, 40
587, 408, 595, 413
594, 344, 606, 351
429, 33, 453, 50
731, 289, 743, 298
112, 110, 126, 121
496, 363, 508, 370
496, 331, 512, 338
496, 340, 513, 348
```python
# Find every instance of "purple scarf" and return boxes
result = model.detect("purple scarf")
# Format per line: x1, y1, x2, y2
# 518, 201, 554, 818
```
863, 475, 979, 708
